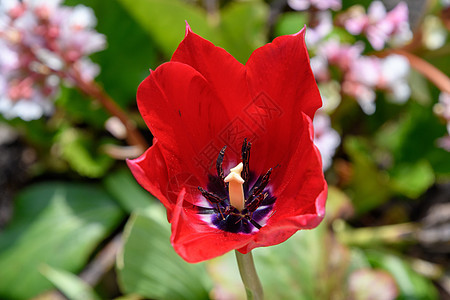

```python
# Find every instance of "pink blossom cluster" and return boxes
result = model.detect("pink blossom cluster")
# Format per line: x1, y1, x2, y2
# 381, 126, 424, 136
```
311, 39, 410, 114
0, 0, 105, 120
434, 92, 450, 151
288, 0, 342, 11
343, 1, 412, 50
313, 112, 340, 170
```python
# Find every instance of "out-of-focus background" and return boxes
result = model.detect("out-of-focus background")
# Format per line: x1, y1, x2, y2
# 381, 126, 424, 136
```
0, 0, 449, 299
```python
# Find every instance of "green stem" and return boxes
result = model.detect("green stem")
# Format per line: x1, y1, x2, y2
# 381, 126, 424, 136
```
235, 250, 264, 300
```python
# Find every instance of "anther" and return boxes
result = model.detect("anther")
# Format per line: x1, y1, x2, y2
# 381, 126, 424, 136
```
247, 168, 272, 203
198, 187, 222, 203
198, 187, 226, 220
216, 146, 227, 188
241, 139, 251, 182
246, 192, 267, 213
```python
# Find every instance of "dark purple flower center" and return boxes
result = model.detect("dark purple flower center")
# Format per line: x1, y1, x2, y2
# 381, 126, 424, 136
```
197, 139, 276, 234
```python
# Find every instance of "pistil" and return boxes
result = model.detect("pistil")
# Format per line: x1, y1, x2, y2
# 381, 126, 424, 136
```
224, 162, 245, 211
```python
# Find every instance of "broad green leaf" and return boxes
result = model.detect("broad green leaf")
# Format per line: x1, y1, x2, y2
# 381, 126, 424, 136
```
255, 225, 329, 299
256, 222, 350, 299
375, 102, 450, 176
0, 182, 124, 299
274, 12, 308, 37
365, 250, 439, 300
103, 169, 155, 213
117, 0, 219, 59
117, 0, 269, 63
389, 160, 435, 198
41, 265, 101, 300
117, 206, 212, 300
208, 191, 355, 299
56, 127, 115, 178
207, 227, 327, 300
344, 137, 392, 213
219, 0, 269, 62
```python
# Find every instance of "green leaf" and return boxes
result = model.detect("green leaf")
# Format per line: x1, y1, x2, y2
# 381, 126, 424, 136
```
117, 206, 212, 300
255, 223, 334, 299
365, 250, 439, 300
208, 222, 348, 299
344, 137, 392, 213
274, 12, 308, 37
56, 127, 115, 178
219, 0, 269, 63
375, 102, 450, 176
41, 265, 102, 300
117, 0, 269, 63
117, 0, 218, 59
55, 87, 109, 129
389, 160, 435, 198
103, 168, 155, 213
0, 182, 124, 299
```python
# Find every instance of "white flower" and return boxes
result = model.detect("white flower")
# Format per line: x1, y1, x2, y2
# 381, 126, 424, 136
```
0, 0, 105, 120
288, 0, 341, 11
306, 11, 333, 47
313, 113, 341, 170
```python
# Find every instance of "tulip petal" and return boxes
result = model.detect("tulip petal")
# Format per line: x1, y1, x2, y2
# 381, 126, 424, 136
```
243, 28, 323, 177
171, 27, 251, 118
137, 62, 232, 181
237, 114, 327, 253
246, 27, 321, 121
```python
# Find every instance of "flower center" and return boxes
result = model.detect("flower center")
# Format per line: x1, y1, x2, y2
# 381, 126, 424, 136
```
196, 139, 276, 234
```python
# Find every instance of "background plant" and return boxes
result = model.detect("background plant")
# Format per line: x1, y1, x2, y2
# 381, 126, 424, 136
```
0, 0, 449, 299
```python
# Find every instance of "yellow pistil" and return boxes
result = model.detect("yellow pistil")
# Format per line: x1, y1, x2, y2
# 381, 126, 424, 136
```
224, 162, 245, 211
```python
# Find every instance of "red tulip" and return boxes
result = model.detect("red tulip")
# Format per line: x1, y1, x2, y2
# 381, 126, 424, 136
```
127, 23, 327, 263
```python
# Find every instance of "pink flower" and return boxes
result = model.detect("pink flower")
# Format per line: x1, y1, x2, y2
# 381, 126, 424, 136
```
434, 92, 450, 123
344, 1, 412, 50
312, 39, 410, 114
0, 0, 105, 120
306, 11, 333, 47
288, 0, 341, 11
344, 54, 410, 114
437, 135, 450, 151
313, 112, 340, 170
434, 92, 450, 151
317, 39, 364, 71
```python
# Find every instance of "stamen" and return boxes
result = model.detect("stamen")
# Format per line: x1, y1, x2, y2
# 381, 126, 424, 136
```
224, 162, 245, 211
197, 139, 276, 233
241, 139, 251, 182
198, 187, 222, 203
198, 187, 226, 220
249, 219, 262, 229
246, 192, 268, 213
247, 168, 272, 203
216, 146, 227, 188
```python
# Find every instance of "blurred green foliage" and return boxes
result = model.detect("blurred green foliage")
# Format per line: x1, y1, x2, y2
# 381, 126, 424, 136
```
0, 0, 449, 299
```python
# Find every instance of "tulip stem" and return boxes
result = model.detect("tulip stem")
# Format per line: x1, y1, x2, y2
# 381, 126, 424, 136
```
235, 250, 264, 300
